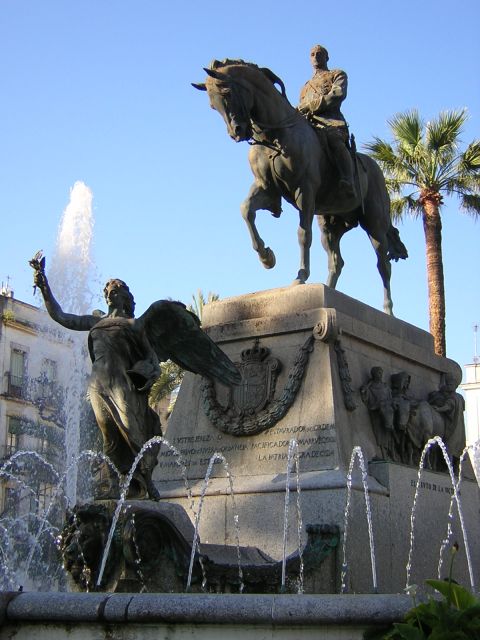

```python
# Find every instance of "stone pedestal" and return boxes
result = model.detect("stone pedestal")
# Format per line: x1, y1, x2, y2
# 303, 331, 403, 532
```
153, 285, 479, 593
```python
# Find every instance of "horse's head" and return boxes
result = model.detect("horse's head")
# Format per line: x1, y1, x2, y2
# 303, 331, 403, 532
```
193, 62, 254, 142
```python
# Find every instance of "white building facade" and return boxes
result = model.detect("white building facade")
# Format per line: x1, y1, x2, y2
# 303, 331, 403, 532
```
461, 362, 480, 482
0, 290, 85, 517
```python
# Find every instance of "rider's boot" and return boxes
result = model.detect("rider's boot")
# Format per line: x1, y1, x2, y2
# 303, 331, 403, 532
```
335, 144, 356, 197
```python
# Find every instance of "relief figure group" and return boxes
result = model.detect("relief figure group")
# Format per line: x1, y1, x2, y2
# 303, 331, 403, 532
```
361, 367, 465, 471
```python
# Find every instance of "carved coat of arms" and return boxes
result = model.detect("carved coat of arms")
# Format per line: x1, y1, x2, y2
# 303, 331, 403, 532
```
201, 335, 315, 436
230, 340, 280, 415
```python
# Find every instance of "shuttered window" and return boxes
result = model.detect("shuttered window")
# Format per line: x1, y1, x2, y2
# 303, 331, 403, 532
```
9, 348, 26, 397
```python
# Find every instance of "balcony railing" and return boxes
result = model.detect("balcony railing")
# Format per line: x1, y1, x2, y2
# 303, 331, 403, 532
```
6, 372, 26, 399
3, 374, 63, 410
0, 444, 18, 460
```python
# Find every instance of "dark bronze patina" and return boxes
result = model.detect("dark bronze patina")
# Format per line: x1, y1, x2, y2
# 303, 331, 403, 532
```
30, 253, 240, 500
194, 54, 407, 314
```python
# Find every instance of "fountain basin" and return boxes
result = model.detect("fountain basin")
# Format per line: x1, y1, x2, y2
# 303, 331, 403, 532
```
0, 591, 412, 639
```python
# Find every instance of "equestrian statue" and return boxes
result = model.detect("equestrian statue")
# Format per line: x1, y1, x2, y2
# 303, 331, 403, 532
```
193, 45, 408, 315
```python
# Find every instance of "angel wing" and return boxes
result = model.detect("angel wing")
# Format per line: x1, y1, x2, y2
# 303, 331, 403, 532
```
135, 300, 241, 386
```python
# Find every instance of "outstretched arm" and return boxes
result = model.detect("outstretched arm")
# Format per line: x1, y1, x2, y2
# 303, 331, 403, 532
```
31, 262, 98, 332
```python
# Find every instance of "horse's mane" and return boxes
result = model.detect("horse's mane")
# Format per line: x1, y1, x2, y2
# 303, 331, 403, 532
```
210, 58, 257, 71
209, 58, 287, 99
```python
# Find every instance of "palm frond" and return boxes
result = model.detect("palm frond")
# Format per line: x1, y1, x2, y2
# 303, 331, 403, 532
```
459, 193, 480, 216
149, 361, 184, 405
366, 138, 416, 184
425, 109, 467, 152
444, 172, 479, 195
188, 289, 220, 321
435, 155, 464, 188
389, 198, 407, 221
390, 195, 421, 221
387, 115, 429, 182
384, 177, 404, 195
364, 138, 397, 166
460, 140, 480, 173
388, 110, 423, 154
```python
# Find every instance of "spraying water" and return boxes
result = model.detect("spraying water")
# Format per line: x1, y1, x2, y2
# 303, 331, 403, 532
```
436, 444, 473, 580
281, 439, 304, 593
341, 446, 377, 594
96, 436, 192, 589
186, 452, 244, 593
46, 181, 96, 504
406, 436, 475, 591
0, 451, 67, 589
49, 181, 95, 313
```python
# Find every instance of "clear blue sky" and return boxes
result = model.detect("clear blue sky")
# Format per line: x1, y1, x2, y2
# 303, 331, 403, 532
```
0, 0, 479, 373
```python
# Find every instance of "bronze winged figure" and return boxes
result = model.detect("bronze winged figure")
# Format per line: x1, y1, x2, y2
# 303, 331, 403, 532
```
30, 253, 240, 500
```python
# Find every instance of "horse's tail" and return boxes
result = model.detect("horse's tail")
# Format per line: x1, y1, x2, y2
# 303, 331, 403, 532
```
386, 225, 408, 262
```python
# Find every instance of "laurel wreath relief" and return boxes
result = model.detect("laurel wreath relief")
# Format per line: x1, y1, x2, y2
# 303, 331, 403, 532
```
201, 334, 315, 436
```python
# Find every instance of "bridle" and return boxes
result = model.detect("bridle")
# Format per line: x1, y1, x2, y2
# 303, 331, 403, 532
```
222, 77, 302, 153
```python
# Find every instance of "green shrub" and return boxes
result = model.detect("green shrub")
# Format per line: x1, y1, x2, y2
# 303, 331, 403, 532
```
365, 546, 480, 639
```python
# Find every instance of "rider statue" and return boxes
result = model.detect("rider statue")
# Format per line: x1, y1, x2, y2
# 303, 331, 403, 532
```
298, 44, 355, 197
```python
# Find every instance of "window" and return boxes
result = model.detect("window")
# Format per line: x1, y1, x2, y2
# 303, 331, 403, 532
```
38, 436, 49, 454
39, 359, 57, 401
6, 431, 18, 456
9, 348, 26, 398
5, 416, 21, 456
37, 482, 55, 513
3, 487, 19, 516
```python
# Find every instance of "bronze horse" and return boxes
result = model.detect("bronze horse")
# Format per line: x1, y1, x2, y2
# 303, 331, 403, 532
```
194, 59, 408, 315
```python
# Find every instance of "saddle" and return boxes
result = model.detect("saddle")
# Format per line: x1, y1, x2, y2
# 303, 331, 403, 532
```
309, 124, 365, 208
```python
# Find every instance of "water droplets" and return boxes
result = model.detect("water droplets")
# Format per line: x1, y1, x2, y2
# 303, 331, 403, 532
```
281, 439, 304, 593
341, 446, 377, 594
406, 436, 475, 592
186, 452, 244, 593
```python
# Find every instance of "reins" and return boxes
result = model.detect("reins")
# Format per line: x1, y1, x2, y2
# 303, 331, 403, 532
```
251, 113, 300, 132
226, 73, 301, 153
248, 114, 301, 153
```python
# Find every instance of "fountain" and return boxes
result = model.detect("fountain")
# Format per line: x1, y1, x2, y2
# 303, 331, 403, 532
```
4, 283, 471, 598
1, 430, 477, 637
1, 53, 479, 637
1, 190, 479, 639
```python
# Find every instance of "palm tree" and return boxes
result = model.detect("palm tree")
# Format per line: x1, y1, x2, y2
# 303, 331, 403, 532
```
189, 289, 220, 319
148, 360, 184, 411
149, 290, 220, 408
365, 109, 480, 356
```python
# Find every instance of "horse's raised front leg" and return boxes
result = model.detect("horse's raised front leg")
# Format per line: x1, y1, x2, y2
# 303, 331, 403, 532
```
240, 183, 279, 269
369, 235, 393, 315
317, 215, 347, 289
292, 189, 315, 285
